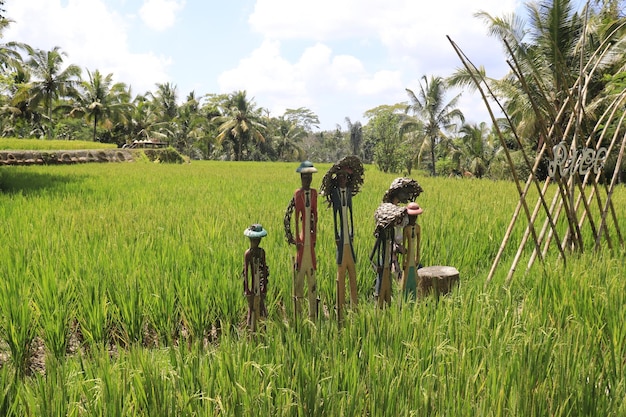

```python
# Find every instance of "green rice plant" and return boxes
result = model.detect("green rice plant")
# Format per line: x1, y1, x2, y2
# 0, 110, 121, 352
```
0, 138, 116, 151
145, 274, 180, 347
0, 366, 19, 416
20, 360, 81, 417
0, 161, 624, 415
107, 274, 146, 347
0, 277, 39, 379
76, 277, 110, 349
33, 267, 76, 362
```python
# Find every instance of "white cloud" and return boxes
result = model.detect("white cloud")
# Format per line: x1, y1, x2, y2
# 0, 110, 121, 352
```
139, 0, 186, 31
4, 0, 172, 94
243, 0, 522, 126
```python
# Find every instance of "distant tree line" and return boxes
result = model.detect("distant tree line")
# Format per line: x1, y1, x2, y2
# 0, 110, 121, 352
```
0, 0, 625, 180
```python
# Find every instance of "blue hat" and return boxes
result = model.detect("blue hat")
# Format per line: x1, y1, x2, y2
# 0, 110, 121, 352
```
296, 160, 317, 174
244, 224, 267, 238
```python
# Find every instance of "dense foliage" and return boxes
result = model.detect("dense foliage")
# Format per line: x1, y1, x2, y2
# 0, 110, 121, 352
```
0, 1, 623, 178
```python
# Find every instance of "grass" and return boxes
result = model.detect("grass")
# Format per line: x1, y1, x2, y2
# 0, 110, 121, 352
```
0, 138, 117, 151
0, 160, 624, 416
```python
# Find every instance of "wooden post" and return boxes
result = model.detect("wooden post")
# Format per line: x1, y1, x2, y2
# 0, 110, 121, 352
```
417, 266, 459, 300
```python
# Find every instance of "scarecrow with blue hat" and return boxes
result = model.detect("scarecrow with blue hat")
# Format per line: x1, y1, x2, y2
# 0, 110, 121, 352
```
243, 224, 269, 331
284, 160, 319, 320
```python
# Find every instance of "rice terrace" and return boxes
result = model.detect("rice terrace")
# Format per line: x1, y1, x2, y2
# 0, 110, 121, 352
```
1, 0, 626, 414
0, 138, 624, 416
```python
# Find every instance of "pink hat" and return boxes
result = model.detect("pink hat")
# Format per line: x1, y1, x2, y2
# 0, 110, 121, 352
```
406, 202, 423, 216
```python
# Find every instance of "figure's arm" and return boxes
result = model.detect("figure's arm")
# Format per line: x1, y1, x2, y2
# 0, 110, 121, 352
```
369, 236, 382, 272
284, 197, 296, 245
243, 250, 251, 295
260, 248, 269, 292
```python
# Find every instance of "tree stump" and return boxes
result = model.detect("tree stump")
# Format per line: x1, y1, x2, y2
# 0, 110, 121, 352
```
417, 266, 459, 300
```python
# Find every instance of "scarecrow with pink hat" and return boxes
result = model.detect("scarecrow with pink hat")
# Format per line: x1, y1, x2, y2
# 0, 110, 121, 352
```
320, 156, 364, 322
242, 224, 269, 331
401, 202, 424, 299
284, 160, 319, 320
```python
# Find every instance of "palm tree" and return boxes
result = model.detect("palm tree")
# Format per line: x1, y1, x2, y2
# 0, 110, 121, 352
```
344, 117, 363, 157
405, 75, 465, 176
24, 46, 81, 139
457, 122, 500, 178
0, 18, 30, 72
70, 69, 130, 141
469, 0, 626, 148
213, 90, 266, 161
272, 115, 306, 161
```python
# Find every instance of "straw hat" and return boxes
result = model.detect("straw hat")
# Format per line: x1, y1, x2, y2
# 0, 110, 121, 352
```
244, 224, 268, 238
382, 177, 423, 203
296, 160, 317, 174
406, 202, 423, 216
319, 155, 365, 204
373, 202, 407, 236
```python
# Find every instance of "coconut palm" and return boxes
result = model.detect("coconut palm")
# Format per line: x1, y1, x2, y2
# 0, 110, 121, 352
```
405, 75, 465, 176
344, 117, 363, 157
70, 69, 130, 142
23, 46, 81, 139
272, 115, 306, 161
213, 90, 266, 161
466, 0, 626, 148
456, 122, 500, 178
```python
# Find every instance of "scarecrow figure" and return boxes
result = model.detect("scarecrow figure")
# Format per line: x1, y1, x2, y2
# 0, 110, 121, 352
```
242, 224, 269, 331
284, 160, 319, 320
320, 156, 364, 322
370, 203, 407, 309
382, 177, 424, 280
401, 202, 424, 300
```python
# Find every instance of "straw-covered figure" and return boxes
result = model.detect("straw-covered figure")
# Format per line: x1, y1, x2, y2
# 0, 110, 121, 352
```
242, 224, 269, 331
401, 202, 424, 300
370, 203, 407, 309
284, 160, 319, 320
320, 156, 364, 322
382, 177, 424, 279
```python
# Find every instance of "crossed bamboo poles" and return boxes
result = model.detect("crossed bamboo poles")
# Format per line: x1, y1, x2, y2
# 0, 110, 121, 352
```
447, 26, 626, 287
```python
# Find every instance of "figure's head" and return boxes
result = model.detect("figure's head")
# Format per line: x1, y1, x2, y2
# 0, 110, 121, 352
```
406, 202, 423, 224
244, 224, 267, 247
296, 160, 317, 189
300, 173, 313, 189
336, 171, 348, 188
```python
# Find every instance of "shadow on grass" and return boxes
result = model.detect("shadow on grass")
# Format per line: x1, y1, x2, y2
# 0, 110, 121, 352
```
0, 168, 87, 196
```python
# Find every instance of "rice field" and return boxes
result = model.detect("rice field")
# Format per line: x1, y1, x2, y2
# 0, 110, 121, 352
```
0, 160, 624, 416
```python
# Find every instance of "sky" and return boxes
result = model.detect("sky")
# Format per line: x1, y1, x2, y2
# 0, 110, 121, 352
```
3, 0, 571, 131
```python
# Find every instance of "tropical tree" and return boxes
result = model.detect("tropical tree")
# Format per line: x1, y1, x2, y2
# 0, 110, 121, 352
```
173, 91, 209, 157
70, 69, 130, 142
456, 122, 500, 178
126, 94, 171, 143
363, 104, 406, 173
405, 75, 465, 176
343, 117, 363, 157
283, 107, 320, 132
213, 90, 266, 161
21, 46, 81, 139
462, 0, 626, 151
271, 115, 306, 161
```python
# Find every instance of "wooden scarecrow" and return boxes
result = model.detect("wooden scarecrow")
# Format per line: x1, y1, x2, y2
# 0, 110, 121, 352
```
370, 202, 407, 309
382, 177, 424, 280
401, 202, 424, 300
284, 160, 319, 320
242, 224, 269, 331
320, 156, 364, 322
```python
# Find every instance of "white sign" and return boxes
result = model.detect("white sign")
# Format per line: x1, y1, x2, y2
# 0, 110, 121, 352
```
547, 142, 607, 178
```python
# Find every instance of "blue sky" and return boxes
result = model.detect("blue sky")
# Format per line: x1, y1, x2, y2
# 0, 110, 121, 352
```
3, 0, 583, 130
